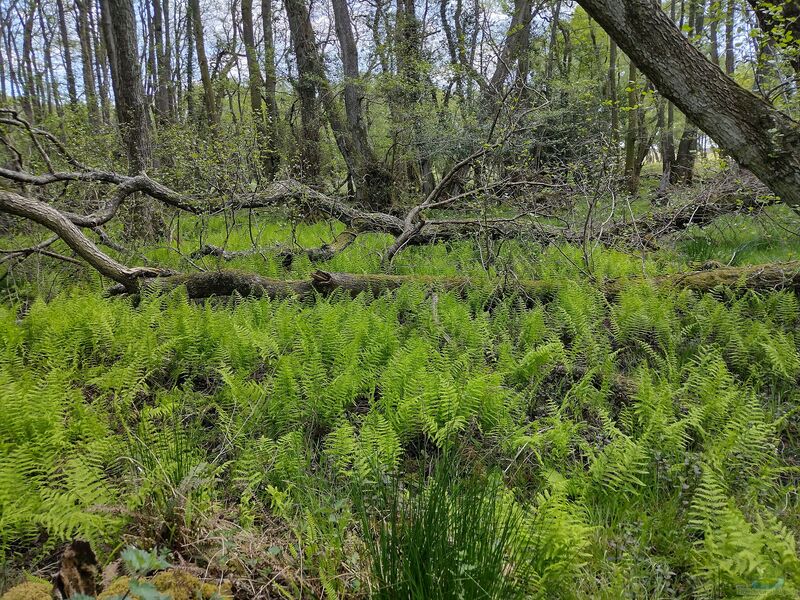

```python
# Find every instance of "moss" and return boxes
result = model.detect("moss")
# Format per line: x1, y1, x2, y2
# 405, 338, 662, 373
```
0, 581, 52, 600
97, 576, 131, 599
153, 570, 232, 600
96, 570, 233, 600
151, 570, 205, 600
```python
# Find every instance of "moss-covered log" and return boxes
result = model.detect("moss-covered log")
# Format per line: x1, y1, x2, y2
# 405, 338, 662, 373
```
107, 261, 800, 300
646, 261, 800, 294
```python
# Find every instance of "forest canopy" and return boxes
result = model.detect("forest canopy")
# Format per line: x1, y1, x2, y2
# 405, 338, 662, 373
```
1, 0, 800, 597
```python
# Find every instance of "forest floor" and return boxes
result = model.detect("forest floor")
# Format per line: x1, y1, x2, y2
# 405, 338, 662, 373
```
1, 186, 800, 599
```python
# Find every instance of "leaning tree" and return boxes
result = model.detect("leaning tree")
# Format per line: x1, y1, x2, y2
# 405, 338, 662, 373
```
577, 0, 800, 207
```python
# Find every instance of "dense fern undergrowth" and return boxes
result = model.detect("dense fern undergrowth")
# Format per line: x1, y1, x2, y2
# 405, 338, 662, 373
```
1, 218, 800, 599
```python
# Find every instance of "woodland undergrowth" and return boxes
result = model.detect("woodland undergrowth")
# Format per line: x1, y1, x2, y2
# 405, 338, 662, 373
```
1, 230, 799, 599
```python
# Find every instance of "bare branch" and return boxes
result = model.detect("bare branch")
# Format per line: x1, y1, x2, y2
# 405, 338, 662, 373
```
190, 229, 360, 266
0, 191, 168, 288
0, 235, 59, 264
0, 109, 89, 169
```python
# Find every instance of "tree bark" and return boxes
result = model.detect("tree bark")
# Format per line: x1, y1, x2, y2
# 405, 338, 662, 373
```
671, 0, 701, 185
98, 0, 119, 105
672, 126, 697, 184
241, 0, 271, 173
576, 0, 800, 207
0, 191, 158, 288
38, 2, 62, 116
105, 0, 162, 239
607, 39, 619, 145
152, 0, 172, 124
105, 0, 152, 175
21, 6, 38, 120
545, 0, 562, 86
4, 177, 797, 302
724, 0, 734, 75
486, 0, 533, 96
75, 0, 100, 121
188, 0, 218, 127
186, 0, 195, 122
261, 0, 280, 178
56, 0, 78, 105
84, 1, 109, 124
283, 0, 321, 178
0, 23, 5, 103
108, 261, 800, 301
1, 10, 20, 100
623, 60, 638, 190
660, 0, 677, 187
283, 0, 366, 184
163, 0, 176, 117
331, 0, 392, 209
708, 0, 719, 67
395, 0, 435, 195
440, 0, 463, 101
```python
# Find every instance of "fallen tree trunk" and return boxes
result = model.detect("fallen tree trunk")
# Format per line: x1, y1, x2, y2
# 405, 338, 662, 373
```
107, 261, 800, 300
4, 175, 794, 300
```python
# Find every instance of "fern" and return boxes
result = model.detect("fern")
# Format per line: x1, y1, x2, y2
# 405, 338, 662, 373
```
2, 250, 800, 597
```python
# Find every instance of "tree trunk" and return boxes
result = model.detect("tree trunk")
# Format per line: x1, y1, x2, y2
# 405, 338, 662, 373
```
661, 102, 675, 185
105, 0, 151, 174
632, 82, 654, 186
608, 39, 619, 145
56, 0, 78, 105
186, 1, 195, 122
708, 0, 719, 67
672, 126, 697, 184
241, 0, 271, 174
485, 0, 533, 98
672, 0, 704, 185
331, 0, 392, 209
746, 0, 800, 76
1, 12, 19, 100
163, 0, 176, 118
0, 27, 5, 104
89, 0, 112, 124
98, 0, 118, 102
283, 0, 321, 179
623, 60, 638, 190
152, 0, 171, 124
0, 191, 154, 288
143, 1, 157, 109
188, 0, 218, 127
724, 0, 734, 75
261, 0, 280, 178
440, 0, 463, 101
21, 6, 39, 121
395, 0, 435, 195
75, 0, 100, 121
577, 0, 800, 207
105, 0, 162, 238
545, 0, 562, 86
38, 2, 62, 116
